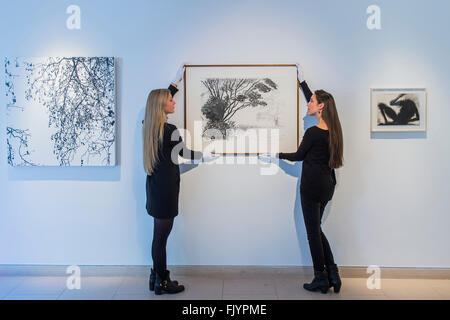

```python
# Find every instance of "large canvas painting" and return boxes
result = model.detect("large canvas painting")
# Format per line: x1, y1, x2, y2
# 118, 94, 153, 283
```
371, 88, 427, 132
184, 65, 299, 154
5, 57, 116, 166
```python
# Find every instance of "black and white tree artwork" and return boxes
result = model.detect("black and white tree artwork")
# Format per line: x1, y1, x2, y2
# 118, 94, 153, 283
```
185, 66, 299, 154
5, 57, 116, 166
200, 78, 279, 139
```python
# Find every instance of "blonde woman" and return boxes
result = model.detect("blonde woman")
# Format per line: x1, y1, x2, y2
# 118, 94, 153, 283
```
143, 65, 202, 295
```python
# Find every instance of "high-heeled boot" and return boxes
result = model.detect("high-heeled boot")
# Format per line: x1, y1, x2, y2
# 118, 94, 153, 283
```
149, 268, 178, 291
303, 270, 330, 294
154, 270, 185, 295
326, 263, 342, 293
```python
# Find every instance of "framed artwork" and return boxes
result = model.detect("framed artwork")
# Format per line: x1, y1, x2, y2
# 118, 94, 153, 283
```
5, 57, 116, 166
184, 64, 299, 155
370, 88, 427, 132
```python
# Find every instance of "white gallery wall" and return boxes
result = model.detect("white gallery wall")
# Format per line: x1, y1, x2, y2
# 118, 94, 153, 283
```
1, 0, 449, 267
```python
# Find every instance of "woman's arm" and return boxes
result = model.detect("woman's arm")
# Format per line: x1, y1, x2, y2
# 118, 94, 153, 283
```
299, 80, 313, 103
276, 66, 314, 161
296, 64, 313, 103
179, 144, 203, 160
168, 84, 178, 97
278, 128, 313, 162
168, 64, 184, 96
168, 125, 203, 160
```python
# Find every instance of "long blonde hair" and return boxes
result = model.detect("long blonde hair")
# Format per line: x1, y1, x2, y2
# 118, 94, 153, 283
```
143, 89, 170, 175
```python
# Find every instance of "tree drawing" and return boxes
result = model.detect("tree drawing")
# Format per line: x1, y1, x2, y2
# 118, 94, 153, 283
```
201, 78, 278, 138
11, 57, 116, 166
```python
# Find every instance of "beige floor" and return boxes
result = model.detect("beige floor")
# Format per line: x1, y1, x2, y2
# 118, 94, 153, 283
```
1, 266, 449, 300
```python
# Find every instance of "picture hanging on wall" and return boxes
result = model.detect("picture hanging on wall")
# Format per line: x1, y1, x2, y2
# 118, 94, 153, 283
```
184, 64, 299, 155
370, 88, 427, 132
5, 57, 116, 166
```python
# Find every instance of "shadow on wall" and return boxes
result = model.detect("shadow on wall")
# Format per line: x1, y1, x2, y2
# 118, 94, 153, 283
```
134, 109, 336, 266
277, 113, 336, 267
254, 113, 326, 266
285, 114, 319, 267
6, 165, 120, 181
370, 132, 427, 139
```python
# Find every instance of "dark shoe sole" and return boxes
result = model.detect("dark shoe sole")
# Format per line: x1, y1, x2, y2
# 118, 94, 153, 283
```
154, 286, 185, 295
331, 283, 341, 293
150, 280, 179, 292
303, 285, 329, 294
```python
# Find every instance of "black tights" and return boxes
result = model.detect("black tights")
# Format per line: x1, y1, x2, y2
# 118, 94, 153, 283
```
300, 193, 335, 273
152, 217, 174, 278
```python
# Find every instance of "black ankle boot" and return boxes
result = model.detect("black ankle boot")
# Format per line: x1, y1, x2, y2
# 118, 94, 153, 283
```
303, 270, 330, 294
149, 268, 178, 292
326, 264, 342, 293
149, 268, 156, 291
154, 270, 184, 295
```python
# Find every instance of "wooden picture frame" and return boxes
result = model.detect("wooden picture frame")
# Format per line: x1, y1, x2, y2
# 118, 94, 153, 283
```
184, 64, 300, 155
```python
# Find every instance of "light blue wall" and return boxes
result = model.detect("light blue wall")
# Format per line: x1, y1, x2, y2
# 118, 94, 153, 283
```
1, 0, 449, 267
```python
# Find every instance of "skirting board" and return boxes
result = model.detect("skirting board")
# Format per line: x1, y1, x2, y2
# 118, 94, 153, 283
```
0, 265, 449, 279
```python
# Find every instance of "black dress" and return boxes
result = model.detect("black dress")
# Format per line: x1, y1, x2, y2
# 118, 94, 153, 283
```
278, 81, 336, 203
145, 85, 202, 219
279, 126, 336, 202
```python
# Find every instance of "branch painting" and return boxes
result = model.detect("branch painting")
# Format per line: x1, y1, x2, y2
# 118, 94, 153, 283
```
5, 57, 116, 166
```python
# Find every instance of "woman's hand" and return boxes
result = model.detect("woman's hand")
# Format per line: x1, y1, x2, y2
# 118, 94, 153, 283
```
171, 63, 186, 86
201, 149, 220, 163
257, 153, 279, 164
259, 153, 279, 158
295, 63, 304, 83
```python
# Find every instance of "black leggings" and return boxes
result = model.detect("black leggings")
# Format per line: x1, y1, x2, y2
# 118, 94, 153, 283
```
152, 217, 174, 278
300, 193, 335, 273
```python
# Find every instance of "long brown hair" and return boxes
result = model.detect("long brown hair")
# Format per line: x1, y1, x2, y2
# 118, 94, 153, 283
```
142, 89, 170, 175
315, 90, 344, 169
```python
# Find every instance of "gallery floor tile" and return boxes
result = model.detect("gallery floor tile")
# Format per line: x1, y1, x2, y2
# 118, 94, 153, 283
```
0, 266, 449, 300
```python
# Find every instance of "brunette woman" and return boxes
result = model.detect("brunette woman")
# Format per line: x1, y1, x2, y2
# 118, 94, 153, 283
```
277, 66, 344, 294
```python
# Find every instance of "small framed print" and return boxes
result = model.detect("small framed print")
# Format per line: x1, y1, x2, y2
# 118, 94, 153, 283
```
371, 88, 427, 132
